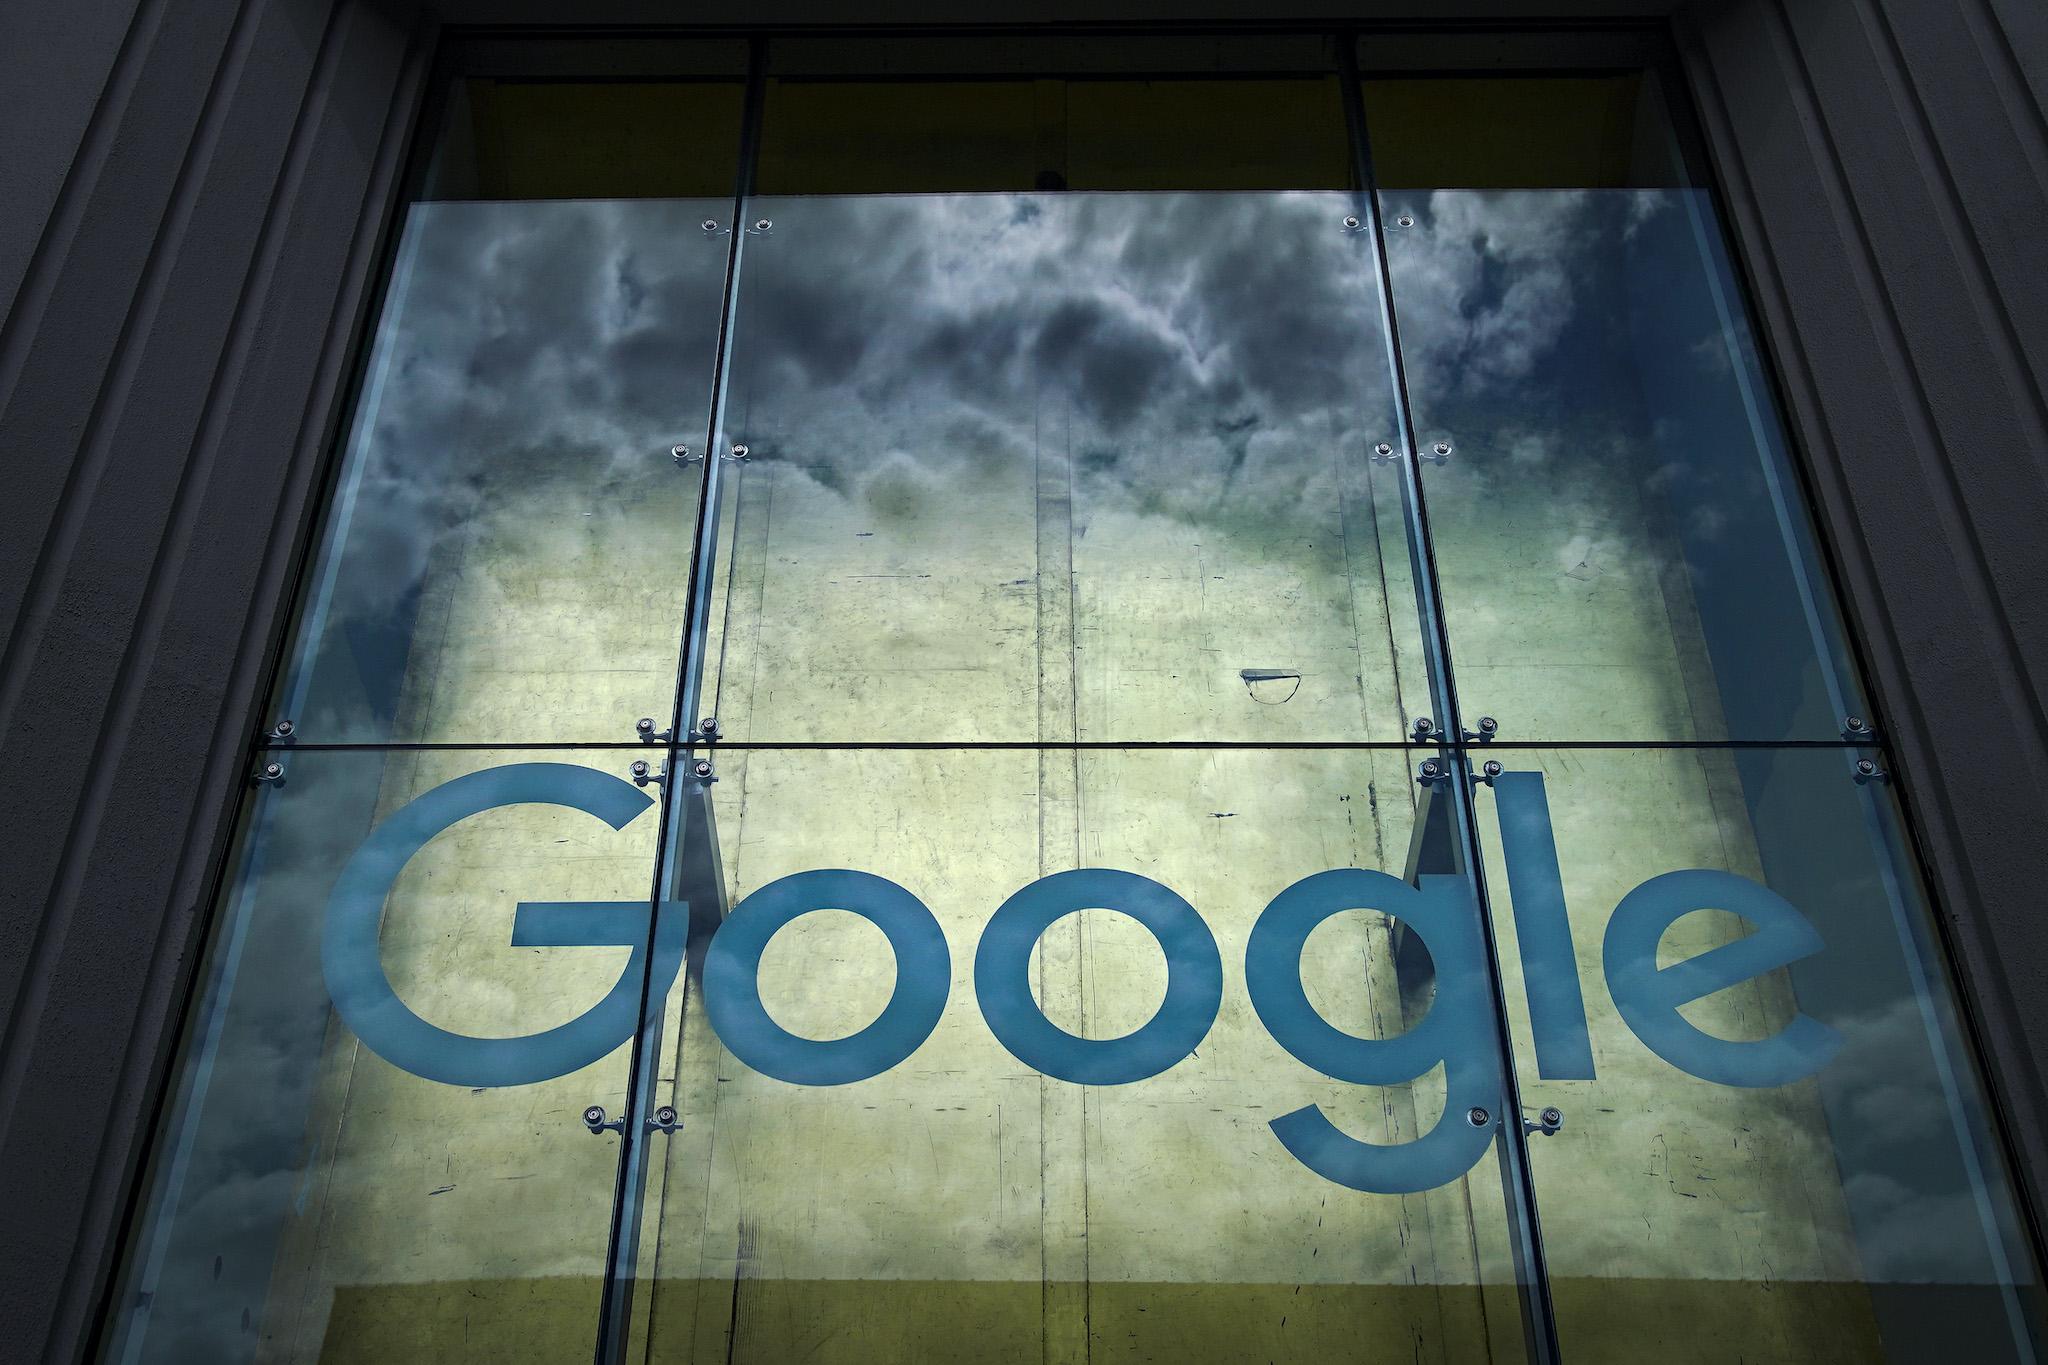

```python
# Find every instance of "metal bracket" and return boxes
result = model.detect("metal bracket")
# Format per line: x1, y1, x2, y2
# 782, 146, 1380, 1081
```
645, 1105, 679, 1135
1341, 213, 1365, 232
1465, 1106, 1491, 1128
743, 218, 774, 236
630, 759, 667, 789
671, 443, 701, 466
635, 717, 672, 744
264, 719, 297, 744
253, 761, 286, 787
1411, 716, 1442, 743
1472, 759, 1503, 789
687, 759, 716, 785
582, 1105, 627, 1137
1371, 442, 1400, 468
1852, 757, 1890, 786
699, 218, 729, 237
1522, 1106, 1564, 1137
722, 443, 751, 462
1390, 213, 1417, 230
1417, 758, 1453, 789
1420, 441, 1452, 467
688, 716, 719, 742
1463, 716, 1499, 743
1841, 715, 1880, 743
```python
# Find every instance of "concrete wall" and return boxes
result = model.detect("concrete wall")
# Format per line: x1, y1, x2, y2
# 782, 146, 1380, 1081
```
1, 3, 2045, 1362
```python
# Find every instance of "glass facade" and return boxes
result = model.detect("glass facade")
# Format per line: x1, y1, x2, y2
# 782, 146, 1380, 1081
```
101, 33, 2043, 1365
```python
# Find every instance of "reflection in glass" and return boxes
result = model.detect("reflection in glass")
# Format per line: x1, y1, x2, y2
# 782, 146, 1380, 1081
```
626, 748, 1529, 1363
1469, 747, 2042, 1362
700, 193, 1431, 742
272, 196, 732, 745
104, 751, 663, 1364
1372, 78, 1868, 742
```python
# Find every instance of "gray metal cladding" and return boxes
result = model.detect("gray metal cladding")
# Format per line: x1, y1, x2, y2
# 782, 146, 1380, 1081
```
0, 2, 427, 1360
1678, 0, 2048, 1264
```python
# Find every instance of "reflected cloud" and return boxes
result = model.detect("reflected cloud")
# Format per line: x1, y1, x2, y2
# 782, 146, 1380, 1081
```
719, 191, 1400, 535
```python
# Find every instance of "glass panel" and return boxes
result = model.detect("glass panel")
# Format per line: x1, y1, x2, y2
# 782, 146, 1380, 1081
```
103, 749, 666, 1364
1466, 746, 2043, 1362
269, 79, 743, 745
1370, 73, 1870, 743
699, 192, 1430, 742
623, 747, 1532, 1363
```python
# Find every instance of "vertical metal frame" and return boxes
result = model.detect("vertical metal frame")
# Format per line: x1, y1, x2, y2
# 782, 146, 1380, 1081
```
593, 36, 768, 1365
1336, 39, 1564, 1365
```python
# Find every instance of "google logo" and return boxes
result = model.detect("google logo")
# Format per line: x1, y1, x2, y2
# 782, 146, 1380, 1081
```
322, 763, 1840, 1194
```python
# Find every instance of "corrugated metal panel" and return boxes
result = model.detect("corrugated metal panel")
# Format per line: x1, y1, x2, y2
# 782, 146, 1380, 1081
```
1678, 0, 2048, 1248
0, 2, 429, 1359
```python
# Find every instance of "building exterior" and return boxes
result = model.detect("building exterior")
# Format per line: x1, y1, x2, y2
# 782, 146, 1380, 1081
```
2, 4, 2046, 1364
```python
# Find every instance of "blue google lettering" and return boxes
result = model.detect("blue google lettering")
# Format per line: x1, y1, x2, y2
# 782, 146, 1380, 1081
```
322, 763, 1840, 1195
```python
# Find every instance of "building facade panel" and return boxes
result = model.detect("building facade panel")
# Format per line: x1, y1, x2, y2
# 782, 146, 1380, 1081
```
0, 4, 2044, 1363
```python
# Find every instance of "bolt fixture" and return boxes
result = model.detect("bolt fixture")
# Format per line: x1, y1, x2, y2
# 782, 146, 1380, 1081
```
1466, 1106, 1491, 1128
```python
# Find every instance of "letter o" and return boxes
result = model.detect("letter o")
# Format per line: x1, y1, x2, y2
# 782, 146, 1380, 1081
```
975, 868, 1221, 1085
702, 869, 950, 1085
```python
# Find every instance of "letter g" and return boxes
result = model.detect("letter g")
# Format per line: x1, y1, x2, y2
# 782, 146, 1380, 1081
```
322, 763, 686, 1088
1245, 870, 1500, 1194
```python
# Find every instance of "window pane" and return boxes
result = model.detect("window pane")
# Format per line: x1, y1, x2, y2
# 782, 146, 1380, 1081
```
104, 750, 667, 1364
270, 81, 743, 745
1466, 747, 2042, 1362
699, 191, 1429, 742
624, 747, 1531, 1363
1371, 74, 1870, 742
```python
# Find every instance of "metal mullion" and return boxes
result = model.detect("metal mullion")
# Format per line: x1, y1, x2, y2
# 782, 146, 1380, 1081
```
1337, 35, 1563, 1365
592, 37, 768, 1365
